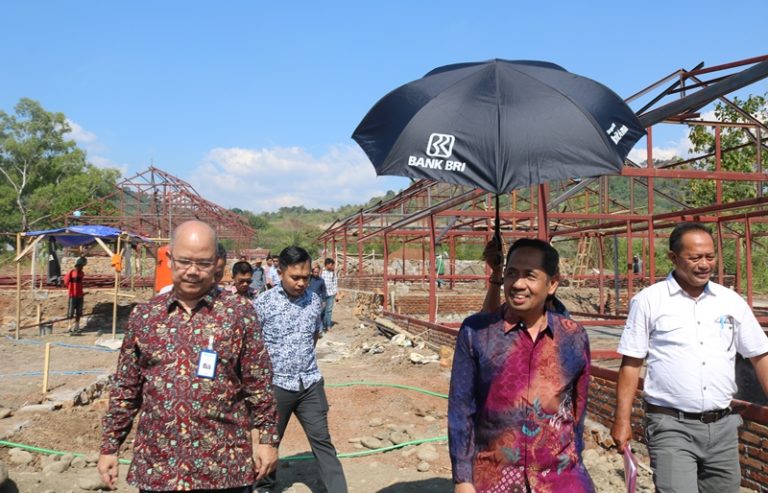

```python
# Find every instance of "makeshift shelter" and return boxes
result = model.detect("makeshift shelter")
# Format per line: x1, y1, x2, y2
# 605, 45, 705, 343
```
13, 225, 152, 339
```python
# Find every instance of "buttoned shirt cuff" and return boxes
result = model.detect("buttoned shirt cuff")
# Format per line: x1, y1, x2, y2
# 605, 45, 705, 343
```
100, 441, 120, 456
259, 431, 281, 446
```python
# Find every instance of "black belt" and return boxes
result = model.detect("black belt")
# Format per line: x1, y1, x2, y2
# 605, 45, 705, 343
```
644, 402, 732, 424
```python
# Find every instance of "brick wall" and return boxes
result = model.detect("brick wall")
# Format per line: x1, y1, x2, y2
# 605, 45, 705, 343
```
740, 418, 768, 489
393, 294, 486, 316
382, 311, 459, 348
339, 275, 384, 293
588, 367, 646, 442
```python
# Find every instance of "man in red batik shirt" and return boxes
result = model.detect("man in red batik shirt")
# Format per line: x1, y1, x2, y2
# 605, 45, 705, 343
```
97, 221, 279, 493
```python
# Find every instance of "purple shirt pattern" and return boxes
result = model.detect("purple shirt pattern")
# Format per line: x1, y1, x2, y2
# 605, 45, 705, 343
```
448, 305, 594, 492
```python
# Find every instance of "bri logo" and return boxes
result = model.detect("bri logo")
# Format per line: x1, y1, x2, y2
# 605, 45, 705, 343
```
606, 123, 628, 145
426, 133, 455, 158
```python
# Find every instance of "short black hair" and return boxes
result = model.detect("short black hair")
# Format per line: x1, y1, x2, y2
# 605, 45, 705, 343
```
217, 242, 227, 259
669, 222, 713, 254
505, 238, 560, 277
231, 261, 253, 276
324, 258, 335, 266
279, 246, 311, 270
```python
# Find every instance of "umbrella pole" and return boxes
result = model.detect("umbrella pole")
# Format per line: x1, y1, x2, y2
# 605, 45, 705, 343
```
494, 194, 503, 269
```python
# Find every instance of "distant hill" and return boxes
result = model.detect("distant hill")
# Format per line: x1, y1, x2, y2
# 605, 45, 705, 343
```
231, 190, 399, 256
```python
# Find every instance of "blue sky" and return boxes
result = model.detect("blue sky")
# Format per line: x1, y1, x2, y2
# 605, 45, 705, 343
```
2, 1, 766, 212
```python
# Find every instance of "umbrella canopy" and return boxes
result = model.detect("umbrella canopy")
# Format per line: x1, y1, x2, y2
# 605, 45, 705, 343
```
352, 59, 645, 195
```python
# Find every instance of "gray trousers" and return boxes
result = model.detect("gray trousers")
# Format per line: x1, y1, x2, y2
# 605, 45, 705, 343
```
645, 412, 742, 493
259, 379, 347, 493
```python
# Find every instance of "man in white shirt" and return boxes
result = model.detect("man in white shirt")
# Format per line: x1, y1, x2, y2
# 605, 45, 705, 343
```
266, 256, 280, 289
611, 222, 768, 492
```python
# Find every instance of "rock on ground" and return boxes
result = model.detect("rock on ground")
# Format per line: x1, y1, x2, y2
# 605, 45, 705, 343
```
43, 460, 70, 474
8, 449, 34, 465
76, 474, 109, 491
360, 436, 383, 449
416, 444, 439, 463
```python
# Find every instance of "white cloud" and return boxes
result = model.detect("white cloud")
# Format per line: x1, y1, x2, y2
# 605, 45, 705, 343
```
626, 106, 735, 164
65, 119, 128, 175
89, 155, 129, 176
188, 144, 407, 212
66, 119, 98, 145
628, 133, 694, 164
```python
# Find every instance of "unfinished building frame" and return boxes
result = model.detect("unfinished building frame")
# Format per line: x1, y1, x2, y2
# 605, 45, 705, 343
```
319, 55, 768, 326
62, 166, 257, 250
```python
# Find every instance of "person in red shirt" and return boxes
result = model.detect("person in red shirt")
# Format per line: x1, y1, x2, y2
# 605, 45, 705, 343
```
64, 256, 86, 333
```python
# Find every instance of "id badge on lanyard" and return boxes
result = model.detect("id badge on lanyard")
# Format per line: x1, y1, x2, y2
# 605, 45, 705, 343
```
197, 335, 217, 379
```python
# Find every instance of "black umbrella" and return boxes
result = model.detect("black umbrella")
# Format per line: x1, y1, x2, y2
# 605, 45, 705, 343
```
352, 59, 645, 244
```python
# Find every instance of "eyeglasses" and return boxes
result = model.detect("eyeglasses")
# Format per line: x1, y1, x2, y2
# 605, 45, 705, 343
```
169, 254, 217, 271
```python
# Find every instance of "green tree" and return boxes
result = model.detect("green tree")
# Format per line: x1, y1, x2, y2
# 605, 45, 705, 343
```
29, 166, 121, 226
0, 98, 108, 234
687, 93, 768, 206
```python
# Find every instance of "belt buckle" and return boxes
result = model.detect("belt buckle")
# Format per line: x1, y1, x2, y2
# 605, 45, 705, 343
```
700, 408, 729, 424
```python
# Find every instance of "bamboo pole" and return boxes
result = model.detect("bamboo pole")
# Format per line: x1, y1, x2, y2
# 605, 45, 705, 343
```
42, 342, 51, 394
31, 238, 36, 295
36, 304, 42, 333
16, 233, 21, 340
112, 236, 122, 338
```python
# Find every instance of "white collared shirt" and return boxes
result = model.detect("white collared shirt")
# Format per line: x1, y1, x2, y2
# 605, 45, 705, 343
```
618, 273, 768, 412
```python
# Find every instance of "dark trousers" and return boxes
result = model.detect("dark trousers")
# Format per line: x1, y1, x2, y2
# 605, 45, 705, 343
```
141, 487, 251, 493
258, 379, 347, 493
68, 296, 84, 319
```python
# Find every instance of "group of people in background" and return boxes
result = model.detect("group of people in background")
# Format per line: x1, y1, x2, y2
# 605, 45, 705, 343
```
226, 254, 339, 335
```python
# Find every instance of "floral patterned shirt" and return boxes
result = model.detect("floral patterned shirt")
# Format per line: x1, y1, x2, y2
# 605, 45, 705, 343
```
101, 288, 279, 491
253, 285, 323, 391
448, 305, 594, 492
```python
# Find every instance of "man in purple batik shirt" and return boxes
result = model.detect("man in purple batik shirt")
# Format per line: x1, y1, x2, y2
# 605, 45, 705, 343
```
448, 238, 594, 493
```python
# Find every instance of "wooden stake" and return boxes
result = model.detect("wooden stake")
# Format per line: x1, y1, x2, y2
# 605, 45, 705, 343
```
42, 342, 51, 394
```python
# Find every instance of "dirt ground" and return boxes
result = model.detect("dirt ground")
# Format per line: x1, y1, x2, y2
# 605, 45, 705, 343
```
0, 286, 753, 492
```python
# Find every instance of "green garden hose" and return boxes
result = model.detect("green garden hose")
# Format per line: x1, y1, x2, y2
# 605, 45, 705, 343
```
0, 380, 448, 464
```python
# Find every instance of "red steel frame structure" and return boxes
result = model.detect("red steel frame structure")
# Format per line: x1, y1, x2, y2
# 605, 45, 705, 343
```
61, 166, 257, 249
319, 55, 768, 325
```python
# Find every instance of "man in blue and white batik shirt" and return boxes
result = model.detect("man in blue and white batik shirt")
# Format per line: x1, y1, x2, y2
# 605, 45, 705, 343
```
253, 246, 347, 493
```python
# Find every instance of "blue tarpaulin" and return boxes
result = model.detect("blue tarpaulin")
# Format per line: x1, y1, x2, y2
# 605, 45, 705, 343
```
24, 225, 150, 247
